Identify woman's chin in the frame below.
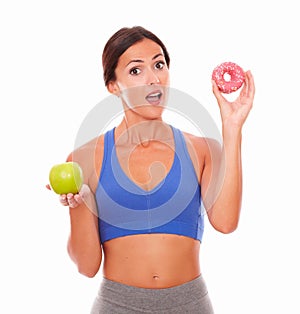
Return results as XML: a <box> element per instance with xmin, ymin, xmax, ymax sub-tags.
<box><xmin>129</xmin><ymin>105</ymin><xmax>165</xmax><ymax>120</ymax></box>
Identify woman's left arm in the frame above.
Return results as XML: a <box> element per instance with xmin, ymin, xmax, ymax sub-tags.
<box><xmin>202</xmin><ymin>71</ymin><xmax>255</xmax><ymax>233</ymax></box>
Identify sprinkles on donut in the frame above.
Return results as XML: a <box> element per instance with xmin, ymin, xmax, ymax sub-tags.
<box><xmin>212</xmin><ymin>62</ymin><xmax>245</xmax><ymax>94</ymax></box>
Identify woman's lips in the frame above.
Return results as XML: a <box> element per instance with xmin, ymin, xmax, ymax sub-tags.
<box><xmin>145</xmin><ymin>90</ymin><xmax>163</xmax><ymax>105</ymax></box>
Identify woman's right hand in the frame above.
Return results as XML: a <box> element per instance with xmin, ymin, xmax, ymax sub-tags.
<box><xmin>47</xmin><ymin>184</ymin><xmax>97</xmax><ymax>212</ymax></box>
<box><xmin>59</xmin><ymin>191</ymin><xmax>83</xmax><ymax>208</ymax></box>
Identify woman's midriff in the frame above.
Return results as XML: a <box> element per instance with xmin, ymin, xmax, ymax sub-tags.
<box><xmin>102</xmin><ymin>233</ymin><xmax>201</xmax><ymax>288</ymax></box>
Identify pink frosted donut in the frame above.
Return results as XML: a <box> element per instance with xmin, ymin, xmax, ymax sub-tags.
<box><xmin>212</xmin><ymin>62</ymin><xmax>245</xmax><ymax>94</ymax></box>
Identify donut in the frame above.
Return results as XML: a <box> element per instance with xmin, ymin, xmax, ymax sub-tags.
<box><xmin>212</xmin><ymin>62</ymin><xmax>245</xmax><ymax>94</ymax></box>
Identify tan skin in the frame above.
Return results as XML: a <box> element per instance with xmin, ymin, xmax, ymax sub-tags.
<box><xmin>49</xmin><ymin>38</ymin><xmax>255</xmax><ymax>288</ymax></box>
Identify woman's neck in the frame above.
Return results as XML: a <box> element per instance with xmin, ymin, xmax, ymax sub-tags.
<box><xmin>115</xmin><ymin>117</ymin><xmax>173</xmax><ymax>148</ymax></box>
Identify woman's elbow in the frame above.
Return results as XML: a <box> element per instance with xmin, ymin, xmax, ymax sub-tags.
<box><xmin>208</xmin><ymin>205</ymin><xmax>240</xmax><ymax>234</ymax></box>
<box><xmin>215</xmin><ymin>222</ymin><xmax>238</xmax><ymax>234</ymax></box>
<box><xmin>78</xmin><ymin>263</ymin><xmax>100</xmax><ymax>278</ymax></box>
<box><xmin>67</xmin><ymin>244</ymin><xmax>102</xmax><ymax>278</ymax></box>
<box><xmin>209</xmin><ymin>214</ymin><xmax>239</xmax><ymax>234</ymax></box>
<box><xmin>76</xmin><ymin>254</ymin><xmax>102</xmax><ymax>278</ymax></box>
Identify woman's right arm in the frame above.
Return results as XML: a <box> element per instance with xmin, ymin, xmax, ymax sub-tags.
<box><xmin>60</xmin><ymin>137</ymin><xmax>104</xmax><ymax>277</ymax></box>
<box><xmin>65</xmin><ymin>184</ymin><xmax>102</xmax><ymax>278</ymax></box>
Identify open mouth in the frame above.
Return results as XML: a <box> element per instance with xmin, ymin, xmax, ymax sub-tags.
<box><xmin>145</xmin><ymin>91</ymin><xmax>163</xmax><ymax>105</ymax></box>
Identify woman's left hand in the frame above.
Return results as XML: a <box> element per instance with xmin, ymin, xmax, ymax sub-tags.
<box><xmin>212</xmin><ymin>70</ymin><xmax>255</xmax><ymax>130</ymax></box>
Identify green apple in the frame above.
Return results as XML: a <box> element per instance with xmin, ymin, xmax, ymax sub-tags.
<box><xmin>49</xmin><ymin>162</ymin><xmax>83</xmax><ymax>194</ymax></box>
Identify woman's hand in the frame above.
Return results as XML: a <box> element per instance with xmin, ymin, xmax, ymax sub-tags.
<box><xmin>58</xmin><ymin>191</ymin><xmax>84</xmax><ymax>208</ymax></box>
<box><xmin>46</xmin><ymin>184</ymin><xmax>97</xmax><ymax>212</ymax></box>
<box><xmin>212</xmin><ymin>70</ymin><xmax>255</xmax><ymax>130</ymax></box>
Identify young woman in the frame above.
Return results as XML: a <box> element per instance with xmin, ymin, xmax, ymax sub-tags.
<box><xmin>52</xmin><ymin>26</ymin><xmax>255</xmax><ymax>313</ymax></box>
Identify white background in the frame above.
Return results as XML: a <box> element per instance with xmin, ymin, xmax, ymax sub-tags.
<box><xmin>1</xmin><ymin>0</ymin><xmax>299</xmax><ymax>313</ymax></box>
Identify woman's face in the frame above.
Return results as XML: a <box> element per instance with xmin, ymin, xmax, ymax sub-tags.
<box><xmin>109</xmin><ymin>38</ymin><xmax>170</xmax><ymax>118</ymax></box>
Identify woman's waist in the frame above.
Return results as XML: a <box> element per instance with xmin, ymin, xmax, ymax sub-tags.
<box><xmin>103</xmin><ymin>268</ymin><xmax>201</xmax><ymax>289</ymax></box>
<box><xmin>102</xmin><ymin>233</ymin><xmax>201</xmax><ymax>288</ymax></box>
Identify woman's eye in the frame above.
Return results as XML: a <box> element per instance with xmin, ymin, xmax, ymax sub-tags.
<box><xmin>130</xmin><ymin>68</ymin><xmax>141</xmax><ymax>75</ymax></box>
<box><xmin>155</xmin><ymin>61</ymin><xmax>165</xmax><ymax>69</ymax></box>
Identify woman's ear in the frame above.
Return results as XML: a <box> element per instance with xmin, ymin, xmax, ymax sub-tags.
<box><xmin>107</xmin><ymin>81</ymin><xmax>120</xmax><ymax>97</ymax></box>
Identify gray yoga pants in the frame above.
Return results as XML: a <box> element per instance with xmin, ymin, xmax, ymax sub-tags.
<box><xmin>91</xmin><ymin>275</ymin><xmax>214</xmax><ymax>313</ymax></box>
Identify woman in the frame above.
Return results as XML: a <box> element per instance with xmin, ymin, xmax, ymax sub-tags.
<box><xmin>53</xmin><ymin>26</ymin><xmax>255</xmax><ymax>313</ymax></box>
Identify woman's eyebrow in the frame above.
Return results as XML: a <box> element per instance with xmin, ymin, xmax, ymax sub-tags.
<box><xmin>126</xmin><ymin>59</ymin><xmax>143</xmax><ymax>67</ymax></box>
<box><xmin>126</xmin><ymin>53</ymin><xmax>164</xmax><ymax>67</ymax></box>
<box><xmin>152</xmin><ymin>53</ymin><xmax>163</xmax><ymax>60</ymax></box>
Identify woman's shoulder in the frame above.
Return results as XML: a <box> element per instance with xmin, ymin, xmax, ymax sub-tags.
<box><xmin>179</xmin><ymin>129</ymin><xmax>221</xmax><ymax>161</ymax></box>
<box><xmin>67</xmin><ymin>134</ymin><xmax>105</xmax><ymax>163</ymax></box>
<box><xmin>179</xmin><ymin>128</ymin><xmax>219</xmax><ymax>148</ymax></box>
<box><xmin>66</xmin><ymin>134</ymin><xmax>105</xmax><ymax>191</ymax></box>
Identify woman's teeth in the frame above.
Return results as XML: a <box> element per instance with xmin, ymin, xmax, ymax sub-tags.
<box><xmin>146</xmin><ymin>92</ymin><xmax>162</xmax><ymax>103</ymax></box>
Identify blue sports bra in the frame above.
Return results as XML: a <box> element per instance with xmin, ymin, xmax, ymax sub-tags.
<box><xmin>95</xmin><ymin>126</ymin><xmax>204</xmax><ymax>244</ymax></box>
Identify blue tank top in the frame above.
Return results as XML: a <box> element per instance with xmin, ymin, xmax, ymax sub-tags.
<box><xmin>95</xmin><ymin>126</ymin><xmax>204</xmax><ymax>244</ymax></box>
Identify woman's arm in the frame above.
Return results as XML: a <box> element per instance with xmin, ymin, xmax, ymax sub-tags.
<box><xmin>66</xmin><ymin>183</ymin><xmax>102</xmax><ymax>278</ymax></box>
<box><xmin>201</xmin><ymin>71</ymin><xmax>255</xmax><ymax>233</ymax></box>
<box><xmin>59</xmin><ymin>137</ymin><xmax>104</xmax><ymax>277</ymax></box>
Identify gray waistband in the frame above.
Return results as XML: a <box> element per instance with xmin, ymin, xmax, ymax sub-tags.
<box><xmin>100</xmin><ymin>275</ymin><xmax>207</xmax><ymax>298</ymax></box>
<box><xmin>92</xmin><ymin>275</ymin><xmax>214</xmax><ymax>313</ymax></box>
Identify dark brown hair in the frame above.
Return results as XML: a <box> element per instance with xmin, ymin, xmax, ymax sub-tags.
<box><xmin>102</xmin><ymin>26</ymin><xmax>170</xmax><ymax>86</ymax></box>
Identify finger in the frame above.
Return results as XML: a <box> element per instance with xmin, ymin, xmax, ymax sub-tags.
<box><xmin>245</xmin><ymin>70</ymin><xmax>255</xmax><ymax>99</ymax></box>
<box><xmin>67</xmin><ymin>198</ymin><xmax>78</xmax><ymax>208</ymax></box>
<box><xmin>59</xmin><ymin>194</ymin><xmax>69</xmax><ymax>206</ymax></box>
<box><xmin>211</xmin><ymin>80</ymin><xmax>226</xmax><ymax>106</ymax></box>
<box><xmin>238</xmin><ymin>70</ymin><xmax>250</xmax><ymax>98</ymax></box>
<box><xmin>74</xmin><ymin>194</ymin><xmax>83</xmax><ymax>204</ymax></box>
<box><xmin>67</xmin><ymin>193</ymin><xmax>79</xmax><ymax>208</ymax></box>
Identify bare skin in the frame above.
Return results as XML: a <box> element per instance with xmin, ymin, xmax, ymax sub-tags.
<box><xmin>102</xmin><ymin>234</ymin><xmax>200</xmax><ymax>288</ymax></box>
<box><xmin>49</xmin><ymin>38</ymin><xmax>255</xmax><ymax>288</ymax></box>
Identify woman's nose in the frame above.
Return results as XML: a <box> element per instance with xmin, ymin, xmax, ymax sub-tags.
<box><xmin>147</xmin><ymin>70</ymin><xmax>160</xmax><ymax>85</ymax></box>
